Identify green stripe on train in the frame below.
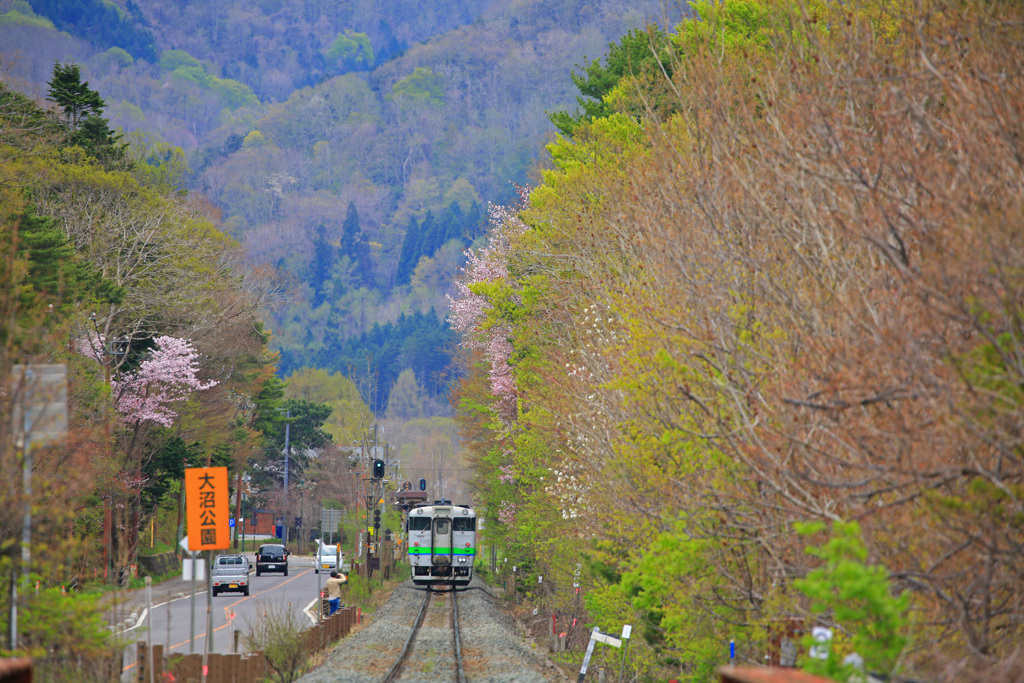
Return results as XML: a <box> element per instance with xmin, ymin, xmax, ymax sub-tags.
<box><xmin>407</xmin><ymin>548</ymin><xmax>477</xmax><ymax>556</ymax></box>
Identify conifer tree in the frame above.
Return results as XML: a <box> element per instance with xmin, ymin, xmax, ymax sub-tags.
<box><xmin>340</xmin><ymin>201</ymin><xmax>372</xmax><ymax>287</ymax></box>
<box><xmin>395</xmin><ymin>215</ymin><xmax>421</xmax><ymax>286</ymax></box>
<box><xmin>47</xmin><ymin>62</ymin><xmax>105</xmax><ymax>129</ymax></box>
<box><xmin>441</xmin><ymin>201</ymin><xmax>464</xmax><ymax>244</ymax></box>
<box><xmin>309</xmin><ymin>224</ymin><xmax>334</xmax><ymax>306</ymax></box>
<box><xmin>16</xmin><ymin>206</ymin><xmax>124</xmax><ymax>310</ymax></box>
<box><xmin>46</xmin><ymin>62</ymin><xmax>124</xmax><ymax>164</ymax></box>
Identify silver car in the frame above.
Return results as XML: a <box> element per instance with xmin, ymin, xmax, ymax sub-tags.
<box><xmin>211</xmin><ymin>554</ymin><xmax>250</xmax><ymax>596</ymax></box>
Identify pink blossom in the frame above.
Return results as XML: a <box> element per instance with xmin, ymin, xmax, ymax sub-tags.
<box><xmin>74</xmin><ymin>331</ymin><xmax>106</xmax><ymax>363</ymax></box>
<box><xmin>498</xmin><ymin>465</ymin><xmax>515</xmax><ymax>484</ymax></box>
<box><xmin>497</xmin><ymin>500</ymin><xmax>518</xmax><ymax>526</ymax></box>
<box><xmin>447</xmin><ymin>187</ymin><xmax>531</xmax><ymax>418</ymax></box>
<box><xmin>111</xmin><ymin>336</ymin><xmax>218</xmax><ymax>428</ymax></box>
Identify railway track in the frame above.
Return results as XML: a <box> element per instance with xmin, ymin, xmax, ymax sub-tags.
<box><xmin>381</xmin><ymin>586</ymin><xmax>466</xmax><ymax>683</ymax></box>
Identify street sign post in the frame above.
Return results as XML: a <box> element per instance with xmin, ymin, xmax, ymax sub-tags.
<box><xmin>321</xmin><ymin>508</ymin><xmax>344</xmax><ymax>544</ymax></box>
<box><xmin>185</xmin><ymin>466</ymin><xmax>228</xmax><ymax>678</ymax></box>
<box><xmin>179</xmin><ymin>536</ymin><xmax>201</xmax><ymax>653</ymax></box>
<box><xmin>9</xmin><ymin>364</ymin><xmax>67</xmax><ymax>651</ymax></box>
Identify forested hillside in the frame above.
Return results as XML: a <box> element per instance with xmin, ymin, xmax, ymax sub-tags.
<box><xmin>451</xmin><ymin>0</ymin><xmax>1024</xmax><ymax>681</ymax></box>
<box><xmin>0</xmin><ymin>0</ymin><xmax>670</xmax><ymax>411</ymax></box>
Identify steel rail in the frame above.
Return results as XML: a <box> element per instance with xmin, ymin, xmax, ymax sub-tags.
<box><xmin>452</xmin><ymin>587</ymin><xmax>466</xmax><ymax>683</ymax></box>
<box><xmin>381</xmin><ymin>587</ymin><xmax>433</xmax><ymax>683</ymax></box>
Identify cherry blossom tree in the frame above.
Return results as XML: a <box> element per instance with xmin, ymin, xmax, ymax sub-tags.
<box><xmin>75</xmin><ymin>333</ymin><xmax>218</xmax><ymax>573</ymax></box>
<box><xmin>111</xmin><ymin>335</ymin><xmax>218</xmax><ymax>428</ymax></box>
<box><xmin>448</xmin><ymin>189</ymin><xmax>531</xmax><ymax>533</ymax></box>
<box><xmin>447</xmin><ymin>192</ymin><xmax>530</xmax><ymax>423</ymax></box>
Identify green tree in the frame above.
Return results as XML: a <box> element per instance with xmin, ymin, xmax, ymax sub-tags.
<box><xmin>309</xmin><ymin>224</ymin><xmax>335</xmax><ymax>306</ymax></box>
<box><xmin>390</xmin><ymin>67</ymin><xmax>444</xmax><ymax>104</ymax></box>
<box><xmin>14</xmin><ymin>206</ymin><xmax>124</xmax><ymax>315</ymax></box>
<box><xmin>252</xmin><ymin>375</ymin><xmax>289</xmax><ymax>441</ymax></box>
<box><xmin>283</xmin><ymin>367</ymin><xmax>374</xmax><ymax>444</ymax></box>
<box><xmin>325</xmin><ymin>31</ymin><xmax>375</xmax><ymax>71</ymax></box>
<box><xmin>47</xmin><ymin>62</ymin><xmax>105</xmax><ymax>129</ymax></box>
<box><xmin>386</xmin><ymin>368</ymin><xmax>424</xmax><ymax>421</ymax></box>
<box><xmin>141</xmin><ymin>437</ymin><xmax>203</xmax><ymax>514</ymax></box>
<box><xmin>794</xmin><ymin>521</ymin><xmax>909</xmax><ymax>681</ymax></box>
<box><xmin>275</xmin><ymin>398</ymin><xmax>334</xmax><ymax>453</ymax></box>
<box><xmin>340</xmin><ymin>201</ymin><xmax>372</xmax><ymax>288</ymax></box>
<box><xmin>46</xmin><ymin>62</ymin><xmax>123</xmax><ymax>163</ymax></box>
<box><xmin>548</xmin><ymin>26</ymin><xmax>672</xmax><ymax>136</ymax></box>
<box><xmin>395</xmin><ymin>215</ymin><xmax>421</xmax><ymax>286</ymax></box>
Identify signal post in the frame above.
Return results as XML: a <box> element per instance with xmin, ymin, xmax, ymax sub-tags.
<box><xmin>363</xmin><ymin>458</ymin><xmax>386</xmax><ymax>578</ymax></box>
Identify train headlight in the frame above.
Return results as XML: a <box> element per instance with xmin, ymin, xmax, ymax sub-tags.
<box><xmin>458</xmin><ymin>557</ymin><xmax>467</xmax><ymax>564</ymax></box>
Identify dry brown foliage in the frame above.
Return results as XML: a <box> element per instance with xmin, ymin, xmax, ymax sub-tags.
<box><xmin>510</xmin><ymin>0</ymin><xmax>1024</xmax><ymax>678</ymax></box>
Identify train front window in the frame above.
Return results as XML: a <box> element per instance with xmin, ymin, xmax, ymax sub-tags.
<box><xmin>453</xmin><ymin>518</ymin><xmax>476</xmax><ymax>532</ymax></box>
<box><xmin>434</xmin><ymin>519</ymin><xmax>450</xmax><ymax>535</ymax></box>
<box><xmin>409</xmin><ymin>517</ymin><xmax>430</xmax><ymax>531</ymax></box>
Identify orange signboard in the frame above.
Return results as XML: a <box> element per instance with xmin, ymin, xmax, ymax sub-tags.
<box><xmin>185</xmin><ymin>467</ymin><xmax>230</xmax><ymax>551</ymax></box>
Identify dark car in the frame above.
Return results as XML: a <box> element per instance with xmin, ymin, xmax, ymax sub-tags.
<box><xmin>255</xmin><ymin>544</ymin><xmax>289</xmax><ymax>576</ymax></box>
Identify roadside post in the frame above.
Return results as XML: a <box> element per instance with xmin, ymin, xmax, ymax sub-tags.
<box><xmin>9</xmin><ymin>364</ymin><xmax>67</xmax><ymax>651</ymax></box>
<box><xmin>578</xmin><ymin>626</ymin><xmax>624</xmax><ymax>683</ymax></box>
<box><xmin>617</xmin><ymin>624</ymin><xmax>632</xmax><ymax>683</ymax></box>
<box><xmin>145</xmin><ymin>576</ymin><xmax>154</xmax><ymax>683</ymax></box>
<box><xmin>178</xmin><ymin>536</ymin><xmax>199</xmax><ymax>653</ymax></box>
<box><xmin>317</xmin><ymin>540</ymin><xmax>323</xmax><ymax>621</ymax></box>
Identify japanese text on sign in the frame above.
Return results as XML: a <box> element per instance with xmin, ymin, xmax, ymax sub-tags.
<box><xmin>185</xmin><ymin>467</ymin><xmax>230</xmax><ymax>550</ymax></box>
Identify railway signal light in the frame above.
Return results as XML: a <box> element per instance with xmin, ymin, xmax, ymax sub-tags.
<box><xmin>373</xmin><ymin>510</ymin><xmax>381</xmax><ymax>528</ymax></box>
<box><xmin>372</xmin><ymin>459</ymin><xmax>385</xmax><ymax>479</ymax></box>
<box><xmin>419</xmin><ymin>478</ymin><xmax>426</xmax><ymax>491</ymax></box>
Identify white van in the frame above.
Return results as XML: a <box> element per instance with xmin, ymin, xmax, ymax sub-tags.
<box><xmin>315</xmin><ymin>541</ymin><xmax>344</xmax><ymax>574</ymax></box>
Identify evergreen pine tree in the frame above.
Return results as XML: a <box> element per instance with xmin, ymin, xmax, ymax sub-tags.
<box><xmin>309</xmin><ymin>224</ymin><xmax>335</xmax><ymax>306</ymax></box>
<box><xmin>46</xmin><ymin>62</ymin><xmax>125</xmax><ymax>164</ymax></box>
<box><xmin>47</xmin><ymin>62</ymin><xmax>105</xmax><ymax>129</ymax></box>
<box><xmin>252</xmin><ymin>375</ymin><xmax>289</xmax><ymax>440</ymax></box>
<box><xmin>422</xmin><ymin>210</ymin><xmax>444</xmax><ymax>258</ymax></box>
<box><xmin>340</xmin><ymin>201</ymin><xmax>373</xmax><ymax>287</ymax></box>
<box><xmin>395</xmin><ymin>215</ymin><xmax>420</xmax><ymax>286</ymax></box>
<box><xmin>440</xmin><ymin>201</ymin><xmax>464</xmax><ymax>244</ymax></box>
<box><xmin>465</xmin><ymin>200</ymin><xmax>485</xmax><ymax>242</ymax></box>
<box><xmin>17</xmin><ymin>209</ymin><xmax>74</xmax><ymax>300</ymax></box>
<box><xmin>16</xmin><ymin>206</ymin><xmax>124</xmax><ymax>309</ymax></box>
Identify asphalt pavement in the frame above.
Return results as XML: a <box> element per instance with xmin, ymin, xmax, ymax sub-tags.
<box><xmin>102</xmin><ymin>553</ymin><xmax>317</xmax><ymax>633</ymax></box>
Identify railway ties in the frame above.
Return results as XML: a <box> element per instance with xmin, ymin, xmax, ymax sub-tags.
<box><xmin>382</xmin><ymin>586</ymin><xmax>466</xmax><ymax>683</ymax></box>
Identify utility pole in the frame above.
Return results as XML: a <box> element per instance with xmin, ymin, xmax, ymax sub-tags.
<box><xmin>283</xmin><ymin>410</ymin><xmax>291</xmax><ymax>494</ymax></box>
<box><xmin>283</xmin><ymin>410</ymin><xmax>290</xmax><ymax>545</ymax></box>
<box><xmin>10</xmin><ymin>368</ymin><xmax>33</xmax><ymax>651</ymax></box>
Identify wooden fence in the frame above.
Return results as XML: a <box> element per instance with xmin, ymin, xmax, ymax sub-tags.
<box><xmin>135</xmin><ymin>606</ymin><xmax>357</xmax><ymax>682</ymax></box>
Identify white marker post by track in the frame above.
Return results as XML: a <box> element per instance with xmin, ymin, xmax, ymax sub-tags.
<box><xmin>578</xmin><ymin>627</ymin><xmax>623</xmax><ymax>682</ymax></box>
<box><xmin>617</xmin><ymin>624</ymin><xmax>632</xmax><ymax>683</ymax></box>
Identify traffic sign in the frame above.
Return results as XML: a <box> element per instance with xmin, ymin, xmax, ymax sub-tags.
<box><xmin>185</xmin><ymin>467</ymin><xmax>230</xmax><ymax>550</ymax></box>
<box><xmin>11</xmin><ymin>364</ymin><xmax>68</xmax><ymax>448</ymax></box>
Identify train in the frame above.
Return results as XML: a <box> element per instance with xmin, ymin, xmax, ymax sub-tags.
<box><xmin>406</xmin><ymin>501</ymin><xmax>476</xmax><ymax>587</ymax></box>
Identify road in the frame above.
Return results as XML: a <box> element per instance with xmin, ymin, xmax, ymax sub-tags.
<box><xmin>120</xmin><ymin>554</ymin><xmax>335</xmax><ymax>679</ymax></box>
